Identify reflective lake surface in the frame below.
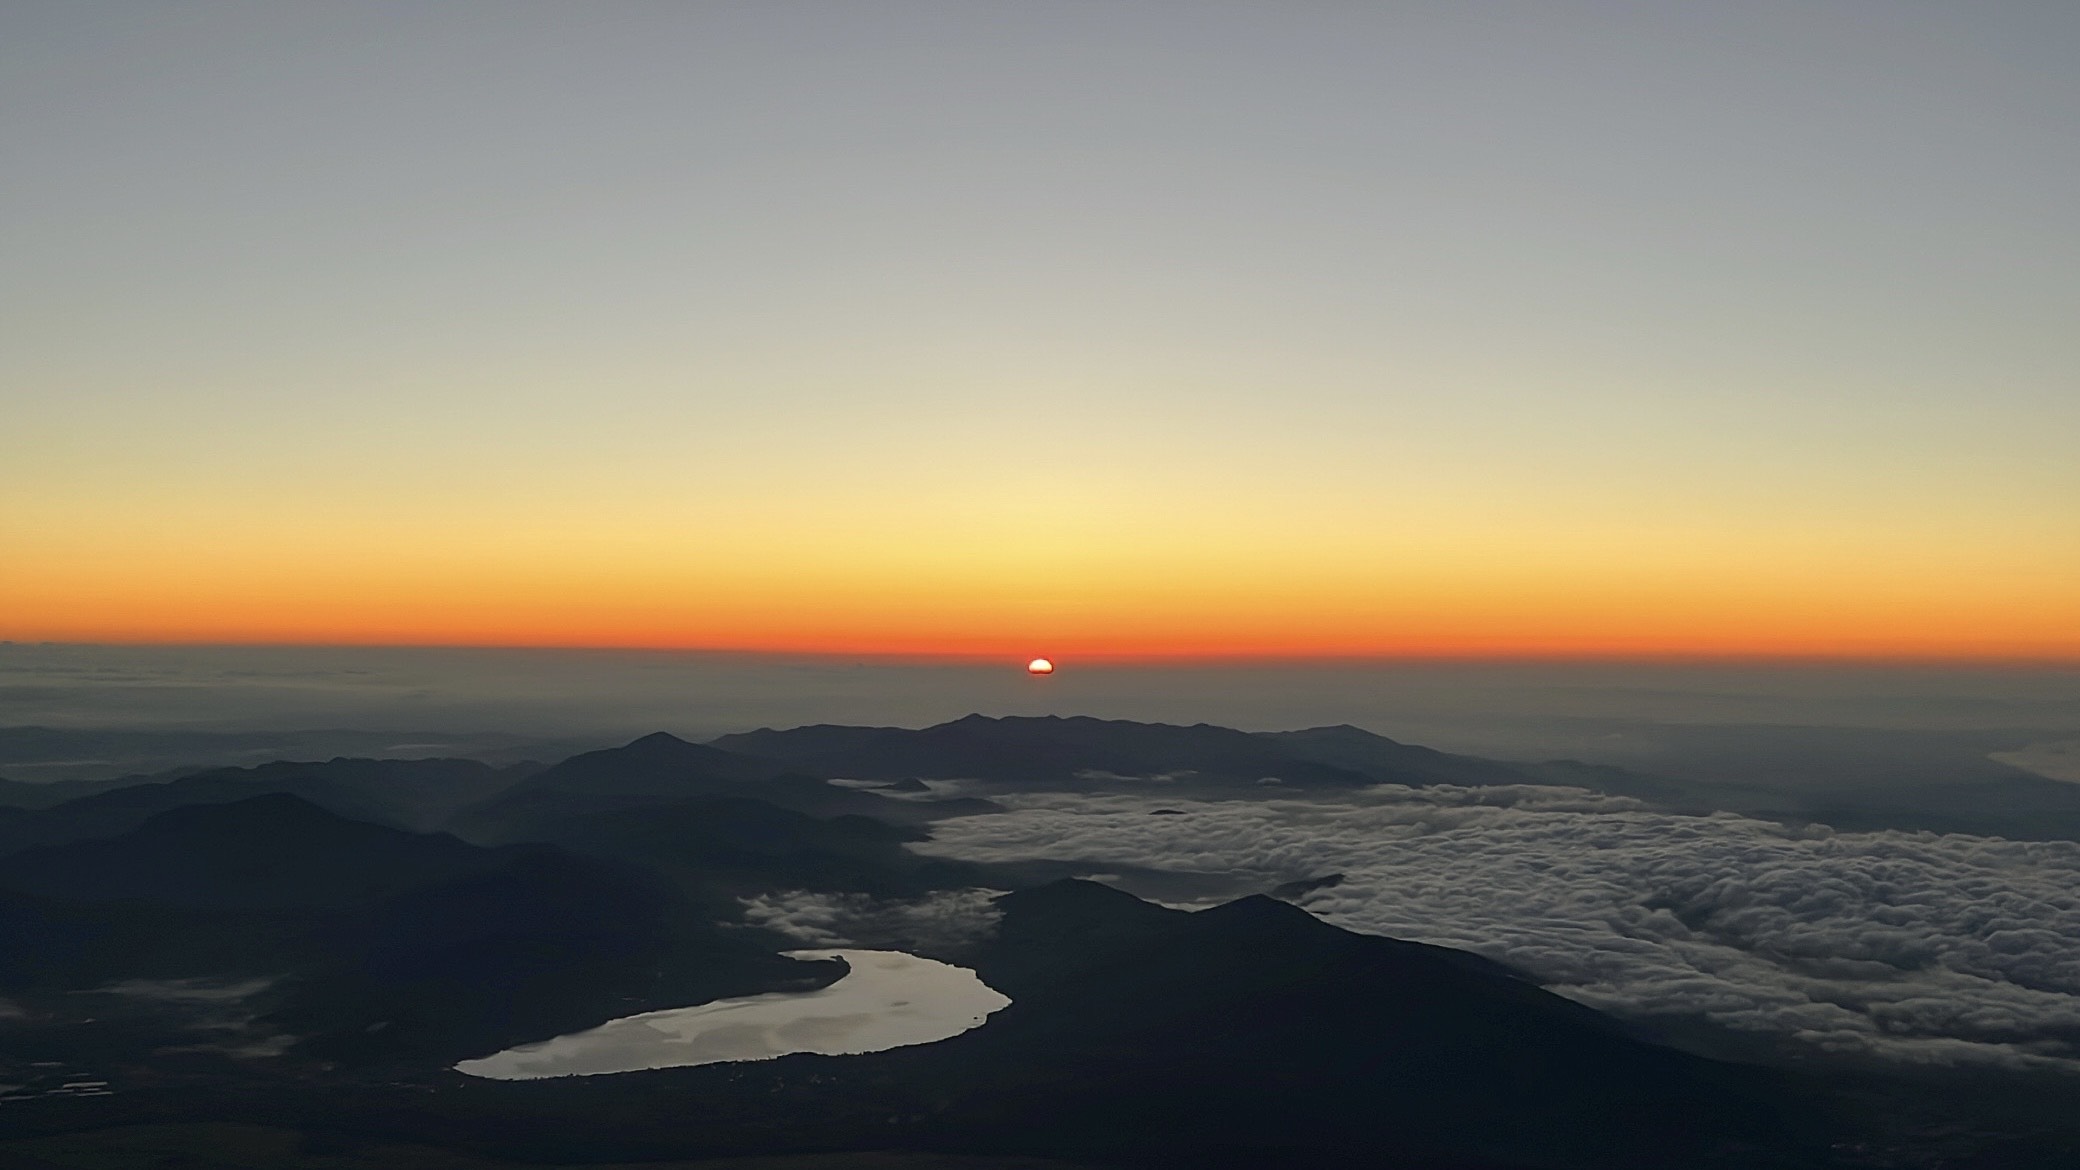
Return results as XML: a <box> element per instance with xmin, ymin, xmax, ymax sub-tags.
<box><xmin>455</xmin><ymin>949</ymin><xmax>1010</xmax><ymax>1080</ymax></box>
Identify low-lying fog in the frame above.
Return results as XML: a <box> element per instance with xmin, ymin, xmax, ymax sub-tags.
<box><xmin>455</xmin><ymin>950</ymin><xmax>1009</xmax><ymax>1081</ymax></box>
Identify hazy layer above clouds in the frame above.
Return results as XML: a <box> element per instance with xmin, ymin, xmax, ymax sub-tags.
<box><xmin>3</xmin><ymin>643</ymin><xmax>2075</xmax><ymax>785</ymax></box>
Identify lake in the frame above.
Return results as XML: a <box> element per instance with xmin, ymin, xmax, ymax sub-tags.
<box><xmin>454</xmin><ymin>949</ymin><xmax>1010</xmax><ymax>1080</ymax></box>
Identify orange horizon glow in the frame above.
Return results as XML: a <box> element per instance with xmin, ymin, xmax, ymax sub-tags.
<box><xmin>4</xmin><ymin>635</ymin><xmax>2079</xmax><ymax>669</ymax></box>
<box><xmin>10</xmin><ymin>491</ymin><xmax>2076</xmax><ymax>667</ymax></box>
<box><xmin>7</xmin><ymin>618</ymin><xmax>2077</xmax><ymax>667</ymax></box>
<box><xmin>9</xmin><ymin>539</ymin><xmax>2076</xmax><ymax>664</ymax></box>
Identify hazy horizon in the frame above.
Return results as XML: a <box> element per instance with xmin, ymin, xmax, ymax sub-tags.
<box><xmin>5</xmin><ymin>642</ymin><xmax>2076</xmax><ymax>791</ymax></box>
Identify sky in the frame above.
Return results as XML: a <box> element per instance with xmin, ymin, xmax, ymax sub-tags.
<box><xmin>4</xmin><ymin>2</ymin><xmax>2077</xmax><ymax>660</ymax></box>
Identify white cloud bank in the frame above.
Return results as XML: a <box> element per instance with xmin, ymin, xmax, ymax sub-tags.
<box><xmin>911</xmin><ymin>785</ymin><xmax>2080</xmax><ymax>1070</ymax></box>
<box><xmin>743</xmin><ymin>889</ymin><xmax>1004</xmax><ymax>958</ymax></box>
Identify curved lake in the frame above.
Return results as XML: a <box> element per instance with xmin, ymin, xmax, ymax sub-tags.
<box><xmin>455</xmin><ymin>949</ymin><xmax>1010</xmax><ymax>1080</ymax></box>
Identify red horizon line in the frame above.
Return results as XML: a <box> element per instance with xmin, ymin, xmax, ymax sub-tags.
<box><xmin>8</xmin><ymin>637</ymin><xmax>2080</xmax><ymax>670</ymax></box>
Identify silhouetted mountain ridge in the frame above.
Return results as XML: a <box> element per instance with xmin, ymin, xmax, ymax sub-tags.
<box><xmin>714</xmin><ymin>714</ymin><xmax>1377</xmax><ymax>788</ymax></box>
<box><xmin>0</xmin><ymin>794</ymin><xmax>842</xmax><ymax>1066</ymax></box>
<box><xmin>537</xmin><ymin>794</ymin><xmax>990</xmax><ymax>900</ymax></box>
<box><xmin>903</xmin><ymin>879</ymin><xmax>1818</xmax><ymax>1168</ymax></box>
<box><xmin>448</xmin><ymin>732</ymin><xmax>994</xmax><ymax>844</ymax></box>
<box><xmin>712</xmin><ymin>714</ymin><xmax>1682</xmax><ymax>801</ymax></box>
<box><xmin>0</xmin><ymin>793</ymin><xmax>503</xmax><ymax>909</ymax></box>
<box><xmin>0</xmin><ymin>757</ymin><xmax>525</xmax><ymax>857</ymax></box>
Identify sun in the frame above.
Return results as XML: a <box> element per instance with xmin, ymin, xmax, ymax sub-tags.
<box><xmin>1026</xmin><ymin>657</ymin><xmax>1055</xmax><ymax>675</ymax></box>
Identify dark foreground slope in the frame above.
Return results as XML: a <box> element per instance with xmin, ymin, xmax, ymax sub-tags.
<box><xmin>840</xmin><ymin>881</ymin><xmax>1825</xmax><ymax>1169</ymax></box>
<box><xmin>0</xmin><ymin>795</ymin><xmax>839</xmax><ymax>1068</ymax></box>
<box><xmin>0</xmin><ymin>881</ymin><xmax>1828</xmax><ymax>1170</ymax></box>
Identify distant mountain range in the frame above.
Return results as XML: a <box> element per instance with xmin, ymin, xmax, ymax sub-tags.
<box><xmin>0</xmin><ymin>715</ymin><xmax>1671</xmax><ymax>863</ymax></box>
<box><xmin>713</xmin><ymin>713</ymin><xmax>1690</xmax><ymax>801</ymax></box>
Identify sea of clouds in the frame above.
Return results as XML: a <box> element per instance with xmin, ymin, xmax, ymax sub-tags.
<box><xmin>903</xmin><ymin>784</ymin><xmax>2080</xmax><ymax>1070</ymax></box>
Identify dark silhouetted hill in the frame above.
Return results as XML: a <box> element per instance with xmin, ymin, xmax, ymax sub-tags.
<box><xmin>0</xmin><ymin>725</ymin><xmax>584</xmax><ymax>789</ymax></box>
<box><xmin>0</xmin><ymin>795</ymin><xmax>840</xmax><ymax>1067</ymax></box>
<box><xmin>1263</xmin><ymin>723</ymin><xmax>1696</xmax><ymax>801</ymax></box>
<box><xmin>524</xmin><ymin>731</ymin><xmax>793</xmax><ymax>791</ymax></box>
<box><xmin>448</xmin><ymin>732</ymin><xmax>992</xmax><ymax>844</ymax></box>
<box><xmin>0</xmin><ymin>757</ymin><xmax>525</xmax><ymax>857</ymax></box>
<box><xmin>540</xmin><ymin>794</ymin><xmax>989</xmax><ymax>900</ymax></box>
<box><xmin>1256</xmin><ymin>723</ymin><xmax>1531</xmax><ymax>785</ymax></box>
<box><xmin>713</xmin><ymin>714</ymin><xmax>1378</xmax><ymax>789</ymax></box>
<box><xmin>0</xmin><ymin>772</ymin><xmax>154</xmax><ymax>810</ymax></box>
<box><xmin>0</xmin><ymin>793</ymin><xmax>502</xmax><ymax>909</ymax></box>
<box><xmin>275</xmin><ymin>846</ymin><xmax>840</xmax><ymax>1066</ymax></box>
<box><xmin>856</xmin><ymin>880</ymin><xmax>1821</xmax><ymax>1168</ymax></box>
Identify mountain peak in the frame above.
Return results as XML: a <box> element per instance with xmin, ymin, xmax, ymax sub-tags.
<box><xmin>1199</xmin><ymin>891</ymin><xmax>1323</xmax><ymax>924</ymax></box>
<box><xmin>137</xmin><ymin>790</ymin><xmax>342</xmax><ymax>834</ymax></box>
<box><xmin>995</xmin><ymin>878</ymin><xmax>1181</xmax><ymax>928</ymax></box>
<box><xmin>626</xmin><ymin>731</ymin><xmax>695</xmax><ymax>750</ymax></box>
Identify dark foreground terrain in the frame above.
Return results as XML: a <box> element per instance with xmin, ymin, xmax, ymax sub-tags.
<box><xmin>3</xmin><ymin>718</ymin><xmax>2078</xmax><ymax>1168</ymax></box>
